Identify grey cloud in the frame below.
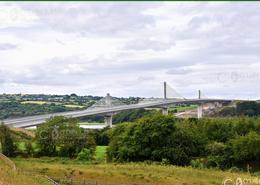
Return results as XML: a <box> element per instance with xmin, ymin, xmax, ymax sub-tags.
<box><xmin>0</xmin><ymin>70</ymin><xmax>7</xmax><ymax>84</ymax></box>
<box><xmin>167</xmin><ymin>68</ymin><xmax>193</xmax><ymax>75</ymax></box>
<box><xmin>124</xmin><ymin>39</ymin><xmax>175</xmax><ymax>51</ymax></box>
<box><xmin>111</xmin><ymin>58</ymin><xmax>193</xmax><ymax>72</ymax></box>
<box><xmin>137</xmin><ymin>76</ymin><xmax>156</xmax><ymax>81</ymax></box>
<box><xmin>188</xmin><ymin>16</ymin><xmax>211</xmax><ymax>30</ymax></box>
<box><xmin>171</xmin><ymin>3</ymin><xmax>260</xmax><ymax>41</ymax></box>
<box><xmin>0</xmin><ymin>43</ymin><xmax>17</xmax><ymax>50</ymax></box>
<box><xmin>207</xmin><ymin>38</ymin><xmax>260</xmax><ymax>57</ymax></box>
<box><xmin>19</xmin><ymin>3</ymin><xmax>156</xmax><ymax>36</ymax></box>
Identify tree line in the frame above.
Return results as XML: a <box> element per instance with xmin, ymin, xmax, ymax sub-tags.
<box><xmin>107</xmin><ymin>115</ymin><xmax>260</xmax><ymax>171</ymax></box>
<box><xmin>0</xmin><ymin>117</ymin><xmax>97</xmax><ymax>161</ymax></box>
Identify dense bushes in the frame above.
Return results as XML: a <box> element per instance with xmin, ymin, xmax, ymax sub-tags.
<box><xmin>237</xmin><ymin>102</ymin><xmax>260</xmax><ymax>116</ymax></box>
<box><xmin>219</xmin><ymin>101</ymin><xmax>260</xmax><ymax>117</ymax></box>
<box><xmin>107</xmin><ymin>115</ymin><xmax>260</xmax><ymax>170</ymax></box>
<box><xmin>230</xmin><ymin>132</ymin><xmax>260</xmax><ymax>162</ymax></box>
<box><xmin>107</xmin><ymin>115</ymin><xmax>207</xmax><ymax>165</ymax></box>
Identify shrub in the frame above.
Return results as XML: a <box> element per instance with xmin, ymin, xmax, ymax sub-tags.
<box><xmin>206</xmin><ymin>142</ymin><xmax>226</xmax><ymax>156</ymax></box>
<box><xmin>161</xmin><ymin>158</ymin><xmax>170</xmax><ymax>166</ymax></box>
<box><xmin>190</xmin><ymin>159</ymin><xmax>204</xmax><ymax>169</ymax></box>
<box><xmin>77</xmin><ymin>148</ymin><xmax>92</xmax><ymax>161</ymax></box>
<box><xmin>25</xmin><ymin>141</ymin><xmax>33</xmax><ymax>156</ymax></box>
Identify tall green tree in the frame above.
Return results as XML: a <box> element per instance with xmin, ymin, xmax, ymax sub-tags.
<box><xmin>35</xmin><ymin>116</ymin><xmax>96</xmax><ymax>157</ymax></box>
<box><xmin>230</xmin><ymin>131</ymin><xmax>260</xmax><ymax>162</ymax></box>
<box><xmin>0</xmin><ymin>123</ymin><xmax>16</xmax><ymax>157</ymax></box>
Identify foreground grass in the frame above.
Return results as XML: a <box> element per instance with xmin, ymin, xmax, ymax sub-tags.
<box><xmin>13</xmin><ymin>157</ymin><xmax>257</xmax><ymax>185</ymax></box>
<box><xmin>0</xmin><ymin>159</ymin><xmax>51</xmax><ymax>185</ymax></box>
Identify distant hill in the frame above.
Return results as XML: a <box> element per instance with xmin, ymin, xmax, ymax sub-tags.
<box><xmin>0</xmin><ymin>94</ymin><xmax>140</xmax><ymax>120</ymax></box>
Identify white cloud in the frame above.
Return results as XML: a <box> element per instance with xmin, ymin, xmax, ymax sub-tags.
<box><xmin>0</xmin><ymin>2</ymin><xmax>260</xmax><ymax>99</ymax></box>
<box><xmin>0</xmin><ymin>5</ymin><xmax>38</xmax><ymax>28</ymax></box>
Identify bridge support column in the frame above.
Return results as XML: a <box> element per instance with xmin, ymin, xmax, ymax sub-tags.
<box><xmin>162</xmin><ymin>107</ymin><xmax>169</xmax><ymax>115</ymax></box>
<box><xmin>197</xmin><ymin>104</ymin><xmax>203</xmax><ymax>118</ymax></box>
<box><xmin>104</xmin><ymin>114</ymin><xmax>113</xmax><ymax>128</ymax></box>
<box><xmin>197</xmin><ymin>90</ymin><xmax>203</xmax><ymax>118</ymax></box>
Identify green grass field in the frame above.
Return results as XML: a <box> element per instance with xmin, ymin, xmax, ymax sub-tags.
<box><xmin>12</xmin><ymin>157</ymin><xmax>258</xmax><ymax>185</ymax></box>
<box><xmin>21</xmin><ymin>101</ymin><xmax>85</xmax><ymax>108</ymax></box>
<box><xmin>170</xmin><ymin>104</ymin><xmax>198</xmax><ymax>112</ymax></box>
<box><xmin>95</xmin><ymin>146</ymin><xmax>107</xmax><ymax>162</ymax></box>
<box><xmin>21</xmin><ymin>101</ymin><xmax>50</xmax><ymax>105</ymax></box>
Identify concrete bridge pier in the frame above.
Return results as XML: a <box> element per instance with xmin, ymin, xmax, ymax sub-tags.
<box><xmin>162</xmin><ymin>107</ymin><xmax>169</xmax><ymax>115</ymax></box>
<box><xmin>104</xmin><ymin>114</ymin><xmax>113</xmax><ymax>128</ymax></box>
<box><xmin>197</xmin><ymin>105</ymin><xmax>203</xmax><ymax>118</ymax></box>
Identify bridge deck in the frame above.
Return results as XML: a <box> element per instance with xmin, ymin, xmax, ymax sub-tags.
<box><xmin>3</xmin><ymin>99</ymin><xmax>231</xmax><ymax>128</ymax></box>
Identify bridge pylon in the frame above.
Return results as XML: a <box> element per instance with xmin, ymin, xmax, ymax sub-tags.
<box><xmin>162</xmin><ymin>82</ymin><xmax>169</xmax><ymax>115</ymax></box>
<box><xmin>164</xmin><ymin>81</ymin><xmax>167</xmax><ymax>100</ymax></box>
<box><xmin>104</xmin><ymin>93</ymin><xmax>113</xmax><ymax>128</ymax></box>
<box><xmin>105</xmin><ymin>93</ymin><xmax>112</xmax><ymax>106</ymax></box>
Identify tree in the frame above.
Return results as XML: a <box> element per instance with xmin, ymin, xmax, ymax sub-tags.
<box><xmin>236</xmin><ymin>102</ymin><xmax>260</xmax><ymax>116</ymax></box>
<box><xmin>35</xmin><ymin>116</ymin><xmax>96</xmax><ymax>158</ymax></box>
<box><xmin>0</xmin><ymin>123</ymin><xmax>16</xmax><ymax>157</ymax></box>
<box><xmin>58</xmin><ymin>123</ymin><xmax>96</xmax><ymax>158</ymax></box>
<box><xmin>35</xmin><ymin>117</ymin><xmax>64</xmax><ymax>156</ymax></box>
<box><xmin>230</xmin><ymin>131</ymin><xmax>260</xmax><ymax>162</ymax></box>
<box><xmin>77</xmin><ymin>148</ymin><xmax>92</xmax><ymax>161</ymax></box>
<box><xmin>25</xmin><ymin>141</ymin><xmax>33</xmax><ymax>157</ymax></box>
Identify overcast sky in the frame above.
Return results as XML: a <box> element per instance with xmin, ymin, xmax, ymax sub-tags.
<box><xmin>0</xmin><ymin>2</ymin><xmax>260</xmax><ymax>99</ymax></box>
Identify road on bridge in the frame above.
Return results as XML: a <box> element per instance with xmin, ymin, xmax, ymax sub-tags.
<box><xmin>2</xmin><ymin>98</ymin><xmax>231</xmax><ymax>128</ymax></box>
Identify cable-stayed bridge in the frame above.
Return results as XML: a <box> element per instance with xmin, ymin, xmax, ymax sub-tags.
<box><xmin>2</xmin><ymin>82</ymin><xmax>234</xmax><ymax>128</ymax></box>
